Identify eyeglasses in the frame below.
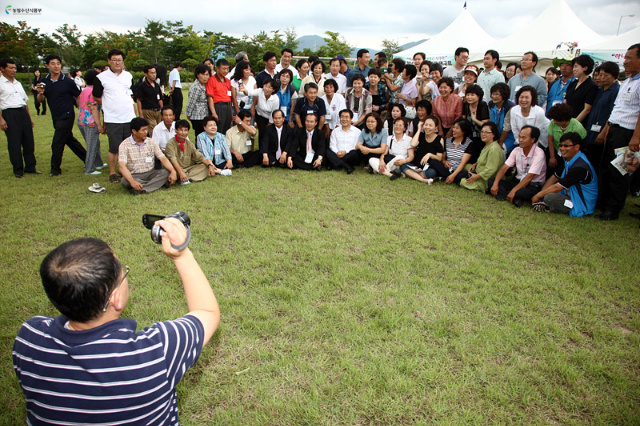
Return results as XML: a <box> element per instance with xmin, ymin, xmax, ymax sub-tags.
<box><xmin>109</xmin><ymin>59</ymin><xmax>124</xmax><ymax>63</ymax></box>
<box><xmin>103</xmin><ymin>265</ymin><xmax>129</xmax><ymax>312</ymax></box>
<box><xmin>480</xmin><ymin>130</ymin><xmax>493</xmax><ymax>134</ymax></box>
<box><xmin>558</xmin><ymin>143</ymin><xmax>576</xmax><ymax>148</ymax></box>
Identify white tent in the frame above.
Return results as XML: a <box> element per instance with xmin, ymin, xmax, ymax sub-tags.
<box><xmin>581</xmin><ymin>26</ymin><xmax>640</xmax><ymax>67</ymax></box>
<box><xmin>395</xmin><ymin>7</ymin><xmax>495</xmax><ymax>64</ymax></box>
<box><xmin>481</xmin><ymin>0</ymin><xmax>604</xmax><ymax>62</ymax></box>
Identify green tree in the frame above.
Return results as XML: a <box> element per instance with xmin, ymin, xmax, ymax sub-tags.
<box><xmin>142</xmin><ymin>20</ymin><xmax>169</xmax><ymax>64</ymax></box>
<box><xmin>381</xmin><ymin>39</ymin><xmax>402</xmax><ymax>58</ymax></box>
<box><xmin>316</xmin><ymin>31</ymin><xmax>351</xmax><ymax>58</ymax></box>
<box><xmin>0</xmin><ymin>21</ymin><xmax>49</xmax><ymax>69</ymax></box>
<box><xmin>52</xmin><ymin>24</ymin><xmax>85</xmax><ymax>68</ymax></box>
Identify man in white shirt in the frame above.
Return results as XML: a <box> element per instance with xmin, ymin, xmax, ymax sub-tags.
<box><xmin>275</xmin><ymin>48</ymin><xmax>299</xmax><ymax>78</ymax></box>
<box><xmin>93</xmin><ymin>49</ymin><xmax>136</xmax><ymax>183</ymax></box>
<box><xmin>152</xmin><ymin>106</ymin><xmax>176</xmax><ymax>151</ymax></box>
<box><xmin>324</xmin><ymin>58</ymin><xmax>347</xmax><ymax>95</ymax></box>
<box><xmin>325</xmin><ymin>109</ymin><xmax>362</xmax><ymax>174</ymax></box>
<box><xmin>169</xmin><ymin>62</ymin><xmax>183</xmax><ymax>120</ymax></box>
<box><xmin>477</xmin><ymin>50</ymin><xmax>505</xmax><ymax>103</ymax></box>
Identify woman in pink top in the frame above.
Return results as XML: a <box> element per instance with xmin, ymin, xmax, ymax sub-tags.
<box><xmin>77</xmin><ymin>70</ymin><xmax>105</xmax><ymax>175</ymax></box>
<box><xmin>432</xmin><ymin>77</ymin><xmax>463</xmax><ymax>138</ymax></box>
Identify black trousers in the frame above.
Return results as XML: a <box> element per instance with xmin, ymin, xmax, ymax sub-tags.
<box><xmin>292</xmin><ymin>154</ymin><xmax>321</xmax><ymax>170</ymax></box>
<box><xmin>51</xmin><ymin>117</ymin><xmax>86</xmax><ymax>174</ymax></box>
<box><xmin>3</xmin><ymin>108</ymin><xmax>37</xmax><ymax>175</ymax></box>
<box><xmin>171</xmin><ymin>89</ymin><xmax>183</xmax><ymax>120</ymax></box>
<box><xmin>599</xmin><ymin>124</ymin><xmax>633</xmax><ymax>214</ymax></box>
<box><xmin>32</xmin><ymin>90</ymin><xmax>46</xmax><ymax>114</ymax></box>
<box><xmin>325</xmin><ymin>149</ymin><xmax>360</xmax><ymax>169</ymax></box>
<box><xmin>232</xmin><ymin>150</ymin><xmax>260</xmax><ymax>168</ymax></box>
<box><xmin>255</xmin><ymin>115</ymin><xmax>270</xmax><ymax>152</ymax></box>
<box><xmin>488</xmin><ymin>177</ymin><xmax>542</xmax><ymax>202</ymax></box>
<box><xmin>214</xmin><ymin>102</ymin><xmax>232</xmax><ymax>136</ymax></box>
<box><xmin>190</xmin><ymin>119</ymin><xmax>204</xmax><ymax>139</ymax></box>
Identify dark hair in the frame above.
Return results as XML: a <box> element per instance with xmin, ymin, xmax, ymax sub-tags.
<box><xmin>202</xmin><ymin>115</ymin><xmax>218</xmax><ymax>127</ymax></box>
<box><xmin>154</xmin><ymin>64</ymin><xmax>167</xmax><ymax>86</ymax></box>
<box><xmin>391</xmin><ymin>58</ymin><xmax>406</xmax><ymax>73</ymax></box>
<box><xmin>324</xmin><ymin>79</ymin><xmax>339</xmax><ymax>91</ymax></box>
<box><xmin>161</xmin><ymin>105</ymin><xmax>174</xmax><ymax>115</ymax></box>
<box><xmin>272</xmin><ymin>109</ymin><xmax>284</xmax><ymax>119</ymax></box>
<box><xmin>394</xmin><ymin>117</ymin><xmax>409</xmax><ymax>131</ymax></box>
<box><xmin>481</xmin><ymin>121</ymin><xmax>499</xmax><ymax>140</ymax></box>
<box><xmin>415</xmin><ymin>99</ymin><xmax>432</xmax><ymax>114</ymax></box>
<box><xmin>629</xmin><ymin>43</ymin><xmax>640</xmax><ymax>57</ymax></box>
<box><xmin>304</xmin><ymin>82</ymin><xmax>319</xmax><ymax>93</ymax></box>
<box><xmin>377</xmin><ymin>57</ymin><xmax>388</xmax><ymax>68</ymax></box>
<box><xmin>238</xmin><ymin>110</ymin><xmax>252</xmax><ymax>120</ymax></box>
<box><xmin>413</xmin><ymin>52</ymin><xmax>426</xmax><ymax>61</ymax></box>
<box><xmin>430</xmin><ymin>62</ymin><xmax>443</xmax><ymax>75</ymax></box>
<box><xmin>84</xmin><ymin>70</ymin><xmax>99</xmax><ymax>86</ymax></box>
<box><xmin>216</xmin><ymin>58</ymin><xmax>229</xmax><ymax>68</ymax></box>
<box><xmin>490</xmin><ymin>82</ymin><xmax>510</xmax><ymax>100</ymax></box>
<box><xmin>521</xmin><ymin>125</ymin><xmax>540</xmax><ymax>142</ymax></box>
<box><xmin>363</xmin><ymin>112</ymin><xmax>383</xmax><ymax>133</ymax></box>
<box><xmin>559</xmin><ymin>132</ymin><xmax>583</xmax><ymax>146</ymax></box>
<box><xmin>515</xmin><ymin>85</ymin><xmax>538</xmax><ymax>107</ymax></box>
<box><xmin>377</xmin><ymin>51</ymin><xmax>387</xmax><ymax>59</ymax></box>
<box><xmin>281</xmin><ymin>48</ymin><xmax>293</xmax><ymax>56</ymax></box>
<box><xmin>357</xmin><ymin>49</ymin><xmax>369</xmax><ymax>59</ymax></box>
<box><xmin>572</xmin><ymin>54</ymin><xmax>595</xmax><ymax>75</ymax></box>
<box><xmin>368</xmin><ymin>68</ymin><xmax>382</xmax><ymax>78</ymax></box>
<box><xmin>311</xmin><ymin>60</ymin><xmax>326</xmax><ymax>73</ymax></box>
<box><xmin>143</xmin><ymin>64</ymin><xmax>155</xmax><ymax>74</ymax></box>
<box><xmin>455</xmin><ymin>47</ymin><xmax>469</xmax><ymax>57</ymax></box>
<box><xmin>0</xmin><ymin>57</ymin><xmax>16</xmax><ymax>68</ymax></box>
<box><xmin>40</xmin><ymin>238</ymin><xmax>122</xmax><ymax>323</ymax></box>
<box><xmin>108</xmin><ymin>49</ymin><xmax>125</xmax><ymax>60</ymax></box>
<box><xmin>439</xmin><ymin>77</ymin><xmax>455</xmax><ymax>91</ymax></box>
<box><xmin>305</xmin><ymin>112</ymin><xmax>319</xmax><ymax>122</ymax></box>
<box><xmin>599</xmin><ymin>61</ymin><xmax>620</xmax><ymax>79</ymax></box>
<box><xmin>71</xmin><ymin>68</ymin><xmax>80</xmax><ymax>77</ymax></box>
<box><xmin>45</xmin><ymin>54</ymin><xmax>62</xmax><ymax>65</ymax></box>
<box><xmin>295</xmin><ymin>59</ymin><xmax>309</xmax><ymax>70</ymax></box>
<box><xmin>524</xmin><ymin>51</ymin><xmax>538</xmax><ymax>69</ymax></box>
<box><xmin>329</xmin><ymin>58</ymin><xmax>341</xmax><ymax>66</ymax></box>
<box><xmin>263</xmin><ymin>51</ymin><xmax>277</xmax><ymax>62</ymax></box>
<box><xmin>174</xmin><ymin>62</ymin><xmax>183</xmax><ymax>68</ymax></box>
<box><xmin>203</xmin><ymin>58</ymin><xmax>214</xmax><ymax>66</ymax></box>
<box><xmin>424</xmin><ymin>115</ymin><xmax>440</xmax><ymax>128</ymax></box>
<box><xmin>390</xmin><ymin>103</ymin><xmax>406</xmax><ymax>117</ymax></box>
<box><xmin>194</xmin><ymin>64</ymin><xmax>210</xmax><ymax>78</ymax></box>
<box><xmin>339</xmin><ymin>108</ymin><xmax>354</xmax><ymax>119</ymax></box>
<box><xmin>130</xmin><ymin>117</ymin><xmax>149</xmax><ymax>131</ymax></box>
<box><xmin>279</xmin><ymin>68</ymin><xmax>293</xmax><ymax>84</ymax></box>
<box><xmin>175</xmin><ymin>119</ymin><xmax>190</xmax><ymax>130</ymax></box>
<box><xmin>232</xmin><ymin>61</ymin><xmax>251</xmax><ymax>82</ymax></box>
<box><xmin>496</xmin><ymin>60</ymin><xmax>502</xmax><ymax>70</ymax></box>
<box><xmin>506</xmin><ymin>62</ymin><xmax>518</xmax><ymax>70</ymax></box>
<box><xmin>545</xmin><ymin>66</ymin><xmax>559</xmax><ymax>76</ymax></box>
<box><xmin>404</xmin><ymin>64</ymin><xmax>417</xmax><ymax>80</ymax></box>
<box><xmin>263</xmin><ymin>77</ymin><xmax>280</xmax><ymax>91</ymax></box>
<box><xmin>420</xmin><ymin>61</ymin><xmax>432</xmax><ymax>72</ymax></box>
<box><xmin>464</xmin><ymin>84</ymin><xmax>484</xmax><ymax>100</ymax></box>
<box><xmin>452</xmin><ymin>117</ymin><xmax>472</xmax><ymax>139</ymax></box>
<box><xmin>548</xmin><ymin>103</ymin><xmax>574</xmax><ymax>122</ymax></box>
<box><xmin>308</xmin><ymin>55</ymin><xmax>319</xmax><ymax>63</ymax></box>
<box><xmin>350</xmin><ymin>74</ymin><xmax>365</xmax><ymax>86</ymax></box>
<box><xmin>485</xmin><ymin>49</ymin><xmax>499</xmax><ymax>61</ymax></box>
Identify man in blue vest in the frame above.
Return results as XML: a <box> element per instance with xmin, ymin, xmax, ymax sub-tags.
<box><xmin>531</xmin><ymin>132</ymin><xmax>597</xmax><ymax>217</ymax></box>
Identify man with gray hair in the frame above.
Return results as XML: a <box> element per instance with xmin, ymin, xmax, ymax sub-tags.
<box><xmin>230</xmin><ymin>52</ymin><xmax>249</xmax><ymax>76</ymax></box>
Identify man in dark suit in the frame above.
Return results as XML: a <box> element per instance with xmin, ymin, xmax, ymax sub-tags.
<box><xmin>262</xmin><ymin>110</ymin><xmax>293</xmax><ymax>167</ymax></box>
<box><xmin>287</xmin><ymin>113</ymin><xmax>325</xmax><ymax>171</ymax></box>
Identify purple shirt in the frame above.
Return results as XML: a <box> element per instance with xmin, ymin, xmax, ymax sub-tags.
<box><xmin>399</xmin><ymin>78</ymin><xmax>418</xmax><ymax>106</ymax></box>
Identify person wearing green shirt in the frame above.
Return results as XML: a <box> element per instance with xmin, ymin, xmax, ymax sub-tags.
<box><xmin>547</xmin><ymin>102</ymin><xmax>587</xmax><ymax>171</ymax></box>
<box><xmin>461</xmin><ymin>121</ymin><xmax>505</xmax><ymax>191</ymax></box>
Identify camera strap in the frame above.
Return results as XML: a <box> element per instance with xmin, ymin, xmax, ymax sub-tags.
<box><xmin>171</xmin><ymin>225</ymin><xmax>191</xmax><ymax>252</ymax></box>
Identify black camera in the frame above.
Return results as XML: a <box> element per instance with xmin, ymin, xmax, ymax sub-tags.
<box><xmin>142</xmin><ymin>212</ymin><xmax>191</xmax><ymax>246</ymax></box>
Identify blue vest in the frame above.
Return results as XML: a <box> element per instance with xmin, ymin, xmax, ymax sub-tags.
<box><xmin>560</xmin><ymin>151</ymin><xmax>598</xmax><ymax>217</ymax></box>
<box><xmin>277</xmin><ymin>85</ymin><xmax>296</xmax><ymax>121</ymax></box>
<box><xmin>546</xmin><ymin>77</ymin><xmax>575</xmax><ymax>113</ymax></box>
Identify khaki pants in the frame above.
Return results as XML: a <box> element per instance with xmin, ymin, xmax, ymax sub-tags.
<box><xmin>142</xmin><ymin>110</ymin><xmax>162</xmax><ymax>129</ymax></box>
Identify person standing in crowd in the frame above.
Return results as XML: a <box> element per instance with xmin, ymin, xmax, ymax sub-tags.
<box><xmin>135</xmin><ymin>65</ymin><xmax>163</xmax><ymax>129</ymax></box>
<box><xmin>37</xmin><ymin>54</ymin><xmax>86</xmax><ymax>177</ymax></box>
<box><xmin>546</xmin><ymin>103</ymin><xmax>586</xmax><ymax>172</ymax></box>
<box><xmin>230</xmin><ymin>61</ymin><xmax>256</xmax><ymax>117</ymax></box>
<box><xmin>432</xmin><ymin>77</ymin><xmax>463</xmax><ymax>137</ymax></box>
<box><xmin>294</xmin><ymin>82</ymin><xmax>326</xmax><ymax>129</ymax></box>
<box><xmin>301</xmin><ymin>60</ymin><xmax>327</xmax><ymax>97</ymax></box>
<box><xmin>489</xmin><ymin>82</ymin><xmax>515</xmax><ymax>152</ymax></box>
<box><xmin>457</xmin><ymin>65</ymin><xmax>479</xmax><ymax>97</ymax></box>
<box><xmin>276</xmin><ymin>69</ymin><xmax>297</xmax><ymax>128</ymax></box>
<box><xmin>169</xmin><ymin>62</ymin><xmax>183</xmax><ymax>120</ymax></box>
<box><xmin>0</xmin><ymin>57</ymin><xmax>39</xmax><ymax>178</ymax></box>
<box><xmin>546</xmin><ymin>58</ymin><xmax>574</xmax><ymax>114</ymax></box>
<box><xmin>382</xmin><ymin>58</ymin><xmax>405</xmax><ymax>105</ymax></box>
<box><xmin>504</xmin><ymin>62</ymin><xmax>521</xmax><ymax>82</ymax></box>
<box><xmin>30</xmin><ymin>69</ymin><xmax>46</xmax><ymax>116</ymax></box>
<box><xmin>507</xmin><ymin>52</ymin><xmax>547</xmax><ymax>107</ymax></box>
<box><xmin>93</xmin><ymin>49</ymin><xmax>136</xmax><ymax>183</ymax></box>
<box><xmin>325</xmin><ymin>58</ymin><xmax>347</xmax><ymax>95</ymax></box>
<box><xmin>245</xmin><ymin>77</ymin><xmax>280</xmax><ymax>150</ymax></box>
<box><xmin>596</xmin><ymin>44</ymin><xmax>640</xmax><ymax>221</ymax></box>
<box><xmin>77</xmin><ymin>70</ymin><xmax>105</xmax><ymax>175</ymax></box>
<box><xmin>207</xmin><ymin>59</ymin><xmax>233</xmax><ymax>135</ymax></box>
<box><xmin>367</xmin><ymin>69</ymin><xmax>388</xmax><ymax>116</ymax></box>
<box><xmin>336</xmin><ymin>54</ymin><xmax>351</xmax><ymax>78</ymax></box>
<box><xmin>347</xmin><ymin>49</ymin><xmax>371</xmax><ymax>87</ymax></box>
<box><xmin>345</xmin><ymin>74</ymin><xmax>372</xmax><ymax>129</ymax></box>
<box><xmin>565</xmin><ymin>54</ymin><xmax>598</xmax><ymax>124</ymax></box>
<box><xmin>322</xmin><ymin>79</ymin><xmax>347</xmax><ymax>138</ymax></box>
<box><xmin>443</xmin><ymin>47</ymin><xmax>469</xmax><ymax>85</ymax></box>
<box><xmin>256</xmin><ymin>52</ymin><xmax>279</xmax><ymax>88</ymax></box>
<box><xmin>500</xmin><ymin>86</ymin><xmax>549</xmax><ymax>155</ymax></box>
<box><xmin>186</xmin><ymin>65</ymin><xmax>211</xmax><ymax>138</ymax></box>
<box><xmin>275</xmin><ymin>48</ymin><xmax>299</xmax><ymax>78</ymax></box>
<box><xmin>292</xmin><ymin>59</ymin><xmax>309</xmax><ymax>92</ymax></box>
<box><xmin>545</xmin><ymin>67</ymin><xmax>559</xmax><ymax>91</ymax></box>
<box><xmin>477</xmin><ymin>50</ymin><xmax>505</xmax><ymax>103</ymax></box>
<box><xmin>413</xmin><ymin>52</ymin><xmax>426</xmax><ymax>70</ymax></box>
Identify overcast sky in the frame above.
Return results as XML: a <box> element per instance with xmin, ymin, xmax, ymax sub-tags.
<box><xmin>4</xmin><ymin>0</ymin><xmax>640</xmax><ymax>51</ymax></box>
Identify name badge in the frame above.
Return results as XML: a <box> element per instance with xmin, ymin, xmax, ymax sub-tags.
<box><xmin>157</xmin><ymin>94</ymin><xmax>161</xmax><ymax>100</ymax></box>
<box><xmin>305</xmin><ymin>150</ymin><xmax>315</xmax><ymax>163</ymax></box>
<box><xmin>590</xmin><ymin>124</ymin><xmax>602</xmax><ymax>132</ymax></box>
<box><xmin>145</xmin><ymin>156</ymin><xmax>153</xmax><ymax>163</ymax></box>
<box><xmin>246</xmin><ymin>139</ymin><xmax>252</xmax><ymax>146</ymax></box>
<box><xmin>564</xmin><ymin>199</ymin><xmax>574</xmax><ymax>209</ymax></box>
<box><xmin>514</xmin><ymin>85</ymin><xmax>522</xmax><ymax>94</ymax></box>
<box><xmin>326</xmin><ymin>112</ymin><xmax>332</xmax><ymax>120</ymax></box>
<box><xmin>215</xmin><ymin>149</ymin><xmax>221</xmax><ymax>155</ymax></box>
<box><xmin>352</xmin><ymin>113</ymin><xmax>359</xmax><ymax>122</ymax></box>
<box><xmin>227</xmin><ymin>90</ymin><xmax>231</xmax><ymax>96</ymax></box>
<box><xmin>307</xmin><ymin>110</ymin><xmax>314</xmax><ymax>115</ymax></box>
<box><xmin>552</xmin><ymin>100</ymin><xmax>561</xmax><ymax>106</ymax></box>
<box><xmin>280</xmin><ymin>106</ymin><xmax>288</xmax><ymax>114</ymax></box>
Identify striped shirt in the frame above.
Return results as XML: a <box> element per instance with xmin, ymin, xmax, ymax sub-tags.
<box><xmin>608</xmin><ymin>73</ymin><xmax>640</xmax><ymax>130</ymax></box>
<box><xmin>196</xmin><ymin>131</ymin><xmax>232</xmax><ymax>166</ymax></box>
<box><xmin>444</xmin><ymin>137</ymin><xmax>472</xmax><ymax>170</ymax></box>
<box><xmin>13</xmin><ymin>315</ymin><xmax>204</xmax><ymax>425</ymax></box>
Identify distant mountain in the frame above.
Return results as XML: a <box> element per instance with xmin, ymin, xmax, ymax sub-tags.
<box><xmin>294</xmin><ymin>36</ymin><xmax>429</xmax><ymax>58</ymax></box>
<box><xmin>400</xmin><ymin>39</ymin><xmax>428</xmax><ymax>52</ymax></box>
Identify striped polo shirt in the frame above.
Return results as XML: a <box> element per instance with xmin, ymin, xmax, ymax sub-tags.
<box><xmin>13</xmin><ymin>314</ymin><xmax>204</xmax><ymax>425</ymax></box>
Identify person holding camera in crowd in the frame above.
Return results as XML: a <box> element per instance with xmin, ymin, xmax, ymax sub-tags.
<box><xmin>13</xmin><ymin>216</ymin><xmax>220</xmax><ymax>425</ymax></box>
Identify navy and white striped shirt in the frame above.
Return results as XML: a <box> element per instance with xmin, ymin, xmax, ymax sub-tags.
<box><xmin>13</xmin><ymin>314</ymin><xmax>204</xmax><ymax>425</ymax></box>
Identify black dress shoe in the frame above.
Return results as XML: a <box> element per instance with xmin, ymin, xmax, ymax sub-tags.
<box><xmin>316</xmin><ymin>166</ymin><xmax>322</xmax><ymax>172</ymax></box>
<box><xmin>15</xmin><ymin>173</ymin><xmax>23</xmax><ymax>178</ymax></box>
<box><xmin>629</xmin><ymin>212</ymin><xmax>640</xmax><ymax>220</ymax></box>
<box><xmin>346</xmin><ymin>166</ymin><xmax>354</xmax><ymax>174</ymax></box>
<box><xmin>25</xmin><ymin>170</ymin><xmax>42</xmax><ymax>174</ymax></box>
<box><xmin>513</xmin><ymin>199</ymin><xmax>523</xmax><ymax>208</ymax></box>
<box><xmin>595</xmin><ymin>211</ymin><xmax>619</xmax><ymax>221</ymax></box>
<box><xmin>49</xmin><ymin>172</ymin><xmax>61</xmax><ymax>177</ymax></box>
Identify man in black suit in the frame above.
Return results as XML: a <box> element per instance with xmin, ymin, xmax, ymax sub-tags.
<box><xmin>262</xmin><ymin>110</ymin><xmax>293</xmax><ymax>167</ymax></box>
<box><xmin>287</xmin><ymin>113</ymin><xmax>325</xmax><ymax>171</ymax></box>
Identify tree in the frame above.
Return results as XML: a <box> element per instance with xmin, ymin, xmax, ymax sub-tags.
<box><xmin>0</xmin><ymin>21</ymin><xmax>49</xmax><ymax>69</ymax></box>
<box><xmin>381</xmin><ymin>39</ymin><xmax>402</xmax><ymax>58</ymax></box>
<box><xmin>316</xmin><ymin>31</ymin><xmax>351</xmax><ymax>58</ymax></box>
<box><xmin>142</xmin><ymin>20</ymin><xmax>169</xmax><ymax>64</ymax></box>
<box><xmin>52</xmin><ymin>24</ymin><xmax>85</xmax><ymax>68</ymax></box>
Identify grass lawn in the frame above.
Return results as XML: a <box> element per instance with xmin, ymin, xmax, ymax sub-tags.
<box><xmin>0</xmin><ymin>90</ymin><xmax>639</xmax><ymax>425</ymax></box>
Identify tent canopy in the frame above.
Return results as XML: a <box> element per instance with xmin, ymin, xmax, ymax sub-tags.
<box><xmin>581</xmin><ymin>26</ymin><xmax>640</xmax><ymax>52</ymax></box>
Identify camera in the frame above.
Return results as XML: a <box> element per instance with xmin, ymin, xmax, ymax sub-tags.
<box><xmin>142</xmin><ymin>212</ymin><xmax>190</xmax><ymax>244</ymax></box>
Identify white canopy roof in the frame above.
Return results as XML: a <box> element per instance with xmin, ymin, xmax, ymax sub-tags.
<box><xmin>395</xmin><ymin>7</ymin><xmax>496</xmax><ymax>61</ymax></box>
<box><xmin>582</xmin><ymin>26</ymin><xmax>640</xmax><ymax>52</ymax></box>
<box><xmin>481</xmin><ymin>0</ymin><xmax>604</xmax><ymax>60</ymax></box>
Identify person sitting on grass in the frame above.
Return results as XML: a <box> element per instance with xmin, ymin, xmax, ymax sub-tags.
<box><xmin>164</xmin><ymin>119</ymin><xmax>218</xmax><ymax>184</ymax></box>
<box><xmin>460</xmin><ymin>121</ymin><xmax>505</xmax><ymax>192</ymax></box>
<box><xmin>326</xmin><ymin>109</ymin><xmax>362</xmax><ymax>174</ymax></box>
<box><xmin>546</xmin><ymin>102</ymin><xmax>587</xmax><ymax>173</ymax></box>
<box><xmin>13</xmin><ymin>220</ymin><xmax>220</xmax><ymax>425</ymax></box>
<box><xmin>423</xmin><ymin>118</ymin><xmax>473</xmax><ymax>183</ymax></box>
<box><xmin>287</xmin><ymin>113</ymin><xmax>325</xmax><ymax>171</ymax></box>
<box><xmin>531</xmin><ymin>132</ymin><xmax>597</xmax><ymax>217</ymax></box>
<box><xmin>489</xmin><ymin>125</ymin><xmax>547</xmax><ymax>207</ymax></box>
<box><xmin>226</xmin><ymin>110</ymin><xmax>259</xmax><ymax>168</ymax></box>
<box><xmin>196</xmin><ymin>116</ymin><xmax>233</xmax><ymax>171</ymax></box>
<box><xmin>404</xmin><ymin>116</ymin><xmax>444</xmax><ymax>184</ymax></box>
<box><xmin>369</xmin><ymin>117</ymin><xmax>414</xmax><ymax>180</ymax></box>
<box><xmin>356</xmin><ymin>112</ymin><xmax>387</xmax><ymax>172</ymax></box>
<box><xmin>262</xmin><ymin>109</ymin><xmax>294</xmax><ymax>167</ymax></box>
<box><xmin>118</xmin><ymin>117</ymin><xmax>177</xmax><ymax>195</ymax></box>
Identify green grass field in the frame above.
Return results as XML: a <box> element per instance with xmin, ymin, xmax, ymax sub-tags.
<box><xmin>0</xmin><ymin>90</ymin><xmax>639</xmax><ymax>425</ymax></box>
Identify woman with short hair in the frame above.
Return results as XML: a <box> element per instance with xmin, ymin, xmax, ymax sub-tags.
<box><xmin>230</xmin><ymin>61</ymin><xmax>256</xmax><ymax>116</ymax></box>
<box><xmin>424</xmin><ymin>118</ymin><xmax>473</xmax><ymax>183</ymax></box>
<box><xmin>345</xmin><ymin>74</ymin><xmax>372</xmax><ymax>129</ymax></box>
<box><xmin>432</xmin><ymin>77</ymin><xmax>463</xmax><ymax>137</ymax></box>
<box><xmin>499</xmin><ymin>85</ymin><xmax>549</xmax><ymax>155</ymax></box>
<box><xmin>292</xmin><ymin>59</ymin><xmax>309</xmax><ymax>92</ymax></box>
<box><xmin>404</xmin><ymin>115</ymin><xmax>444</xmax><ymax>184</ymax></box>
<box><xmin>460</xmin><ymin>121</ymin><xmax>505</xmax><ymax>191</ymax></box>
<box><xmin>300</xmin><ymin>60</ymin><xmax>326</xmax><ymax>97</ymax></box>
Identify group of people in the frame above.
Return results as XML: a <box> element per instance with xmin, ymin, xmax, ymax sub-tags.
<box><xmin>1</xmin><ymin>42</ymin><xmax>640</xmax><ymax>221</ymax></box>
